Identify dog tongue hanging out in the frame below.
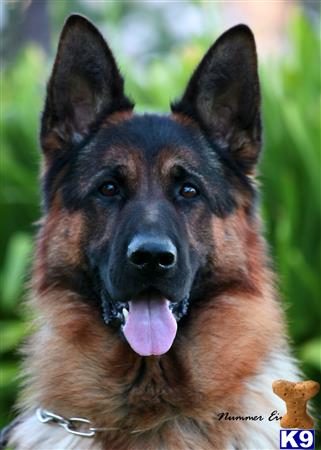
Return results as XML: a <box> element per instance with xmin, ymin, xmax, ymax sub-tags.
<box><xmin>7</xmin><ymin>13</ymin><xmax>301</xmax><ymax>450</ymax></box>
<box><xmin>123</xmin><ymin>297</ymin><xmax>177</xmax><ymax>356</ymax></box>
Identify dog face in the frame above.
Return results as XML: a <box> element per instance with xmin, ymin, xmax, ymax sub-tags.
<box><xmin>39</xmin><ymin>15</ymin><xmax>261</xmax><ymax>357</ymax></box>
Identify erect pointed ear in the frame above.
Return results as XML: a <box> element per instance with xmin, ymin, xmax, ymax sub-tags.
<box><xmin>171</xmin><ymin>25</ymin><xmax>261</xmax><ymax>174</ymax></box>
<box><xmin>41</xmin><ymin>14</ymin><xmax>133</xmax><ymax>154</ymax></box>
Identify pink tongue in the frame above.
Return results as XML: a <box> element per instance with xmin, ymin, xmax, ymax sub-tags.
<box><xmin>123</xmin><ymin>297</ymin><xmax>177</xmax><ymax>356</ymax></box>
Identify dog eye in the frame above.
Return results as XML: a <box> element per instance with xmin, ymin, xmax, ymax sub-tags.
<box><xmin>179</xmin><ymin>183</ymin><xmax>199</xmax><ymax>199</ymax></box>
<box><xmin>99</xmin><ymin>181</ymin><xmax>119</xmax><ymax>197</ymax></box>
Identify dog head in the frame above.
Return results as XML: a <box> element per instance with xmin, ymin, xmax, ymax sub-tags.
<box><xmin>39</xmin><ymin>14</ymin><xmax>261</xmax><ymax>356</ymax></box>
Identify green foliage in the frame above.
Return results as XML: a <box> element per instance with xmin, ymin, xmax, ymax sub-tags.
<box><xmin>0</xmin><ymin>12</ymin><xmax>320</xmax><ymax>430</ymax></box>
<box><xmin>260</xmin><ymin>14</ymin><xmax>320</xmax><ymax>362</ymax></box>
<box><xmin>1</xmin><ymin>48</ymin><xmax>44</xmax><ymax>427</ymax></box>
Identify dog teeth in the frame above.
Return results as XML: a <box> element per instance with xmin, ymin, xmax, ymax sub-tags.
<box><xmin>122</xmin><ymin>308</ymin><xmax>129</xmax><ymax>322</ymax></box>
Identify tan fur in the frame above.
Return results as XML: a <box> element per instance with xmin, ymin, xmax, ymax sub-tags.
<box><xmin>9</xmin><ymin>212</ymin><xmax>296</xmax><ymax>449</ymax></box>
<box><xmin>10</xmin><ymin>351</ymin><xmax>299</xmax><ymax>450</ymax></box>
<box><xmin>8</xmin><ymin>179</ymin><xmax>301</xmax><ymax>450</ymax></box>
<box><xmin>212</xmin><ymin>209</ymin><xmax>270</xmax><ymax>287</ymax></box>
<box><xmin>102</xmin><ymin>110</ymin><xmax>134</xmax><ymax>127</ymax></box>
<box><xmin>171</xmin><ymin>112</ymin><xmax>201</xmax><ymax>131</ymax></box>
<box><xmin>33</xmin><ymin>199</ymin><xmax>87</xmax><ymax>298</ymax></box>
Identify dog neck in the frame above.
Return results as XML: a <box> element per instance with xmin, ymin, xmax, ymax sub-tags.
<box><xmin>9</xmin><ymin>346</ymin><xmax>299</xmax><ymax>450</ymax></box>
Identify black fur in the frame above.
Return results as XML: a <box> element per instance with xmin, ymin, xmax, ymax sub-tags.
<box><xmin>41</xmin><ymin>14</ymin><xmax>133</xmax><ymax>153</ymax></box>
<box><xmin>171</xmin><ymin>24</ymin><xmax>261</xmax><ymax>174</ymax></box>
<box><xmin>40</xmin><ymin>15</ymin><xmax>262</xmax><ymax>324</ymax></box>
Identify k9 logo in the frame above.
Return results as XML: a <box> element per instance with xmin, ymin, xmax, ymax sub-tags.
<box><xmin>280</xmin><ymin>430</ymin><xmax>315</xmax><ymax>449</ymax></box>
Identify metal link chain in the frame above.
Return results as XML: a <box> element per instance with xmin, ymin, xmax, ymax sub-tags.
<box><xmin>36</xmin><ymin>407</ymin><xmax>150</xmax><ymax>437</ymax></box>
<box><xmin>36</xmin><ymin>408</ymin><xmax>96</xmax><ymax>437</ymax></box>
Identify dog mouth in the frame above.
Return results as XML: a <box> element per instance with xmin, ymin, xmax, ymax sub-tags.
<box><xmin>101</xmin><ymin>288</ymin><xmax>189</xmax><ymax>357</ymax></box>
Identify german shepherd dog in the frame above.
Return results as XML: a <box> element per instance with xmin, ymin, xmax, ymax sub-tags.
<box><xmin>8</xmin><ymin>14</ymin><xmax>299</xmax><ymax>450</ymax></box>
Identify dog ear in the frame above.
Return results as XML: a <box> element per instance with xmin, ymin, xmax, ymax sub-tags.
<box><xmin>41</xmin><ymin>14</ymin><xmax>133</xmax><ymax>154</ymax></box>
<box><xmin>172</xmin><ymin>25</ymin><xmax>261</xmax><ymax>174</ymax></box>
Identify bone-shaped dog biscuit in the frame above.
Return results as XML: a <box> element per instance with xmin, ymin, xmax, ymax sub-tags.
<box><xmin>272</xmin><ymin>380</ymin><xmax>319</xmax><ymax>429</ymax></box>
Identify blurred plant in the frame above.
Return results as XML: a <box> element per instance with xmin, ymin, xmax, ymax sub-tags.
<box><xmin>1</xmin><ymin>47</ymin><xmax>45</xmax><ymax>427</ymax></box>
<box><xmin>0</xmin><ymin>11</ymin><xmax>320</xmax><ymax>433</ymax></box>
<box><xmin>260</xmin><ymin>14</ymin><xmax>320</xmax><ymax>369</ymax></box>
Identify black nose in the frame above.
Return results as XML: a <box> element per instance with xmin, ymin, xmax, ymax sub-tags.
<box><xmin>127</xmin><ymin>235</ymin><xmax>177</xmax><ymax>271</ymax></box>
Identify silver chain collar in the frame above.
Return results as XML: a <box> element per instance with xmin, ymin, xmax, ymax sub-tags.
<box><xmin>36</xmin><ymin>407</ymin><xmax>151</xmax><ymax>437</ymax></box>
<box><xmin>36</xmin><ymin>408</ymin><xmax>117</xmax><ymax>438</ymax></box>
